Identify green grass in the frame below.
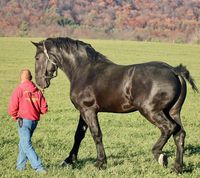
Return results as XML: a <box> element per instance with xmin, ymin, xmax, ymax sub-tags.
<box><xmin>0</xmin><ymin>38</ymin><xmax>200</xmax><ymax>178</ymax></box>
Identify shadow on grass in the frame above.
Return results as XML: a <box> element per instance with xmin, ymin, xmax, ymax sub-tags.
<box><xmin>71</xmin><ymin>154</ymin><xmax>126</xmax><ymax>170</ymax></box>
<box><xmin>72</xmin><ymin>157</ymin><xmax>96</xmax><ymax>170</ymax></box>
<box><xmin>165</xmin><ymin>144</ymin><xmax>200</xmax><ymax>156</ymax></box>
<box><xmin>164</xmin><ymin>144</ymin><xmax>200</xmax><ymax>173</ymax></box>
<box><xmin>185</xmin><ymin>144</ymin><xmax>200</xmax><ymax>155</ymax></box>
<box><xmin>59</xmin><ymin>144</ymin><xmax>200</xmax><ymax>172</ymax></box>
<box><xmin>184</xmin><ymin>144</ymin><xmax>200</xmax><ymax>173</ymax></box>
<box><xmin>184</xmin><ymin>162</ymin><xmax>200</xmax><ymax>173</ymax></box>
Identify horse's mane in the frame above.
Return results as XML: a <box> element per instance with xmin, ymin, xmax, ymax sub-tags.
<box><xmin>46</xmin><ymin>37</ymin><xmax>113</xmax><ymax>64</ymax></box>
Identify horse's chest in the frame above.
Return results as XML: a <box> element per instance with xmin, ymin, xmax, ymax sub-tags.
<box><xmin>70</xmin><ymin>87</ymin><xmax>98</xmax><ymax>110</ymax></box>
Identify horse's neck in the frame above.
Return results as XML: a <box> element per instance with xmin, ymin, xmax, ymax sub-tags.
<box><xmin>59</xmin><ymin>48</ymin><xmax>113</xmax><ymax>82</ymax></box>
<box><xmin>59</xmin><ymin>52</ymin><xmax>87</xmax><ymax>82</ymax></box>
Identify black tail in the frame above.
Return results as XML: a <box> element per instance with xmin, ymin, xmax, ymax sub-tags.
<box><xmin>174</xmin><ymin>64</ymin><xmax>199</xmax><ymax>93</ymax></box>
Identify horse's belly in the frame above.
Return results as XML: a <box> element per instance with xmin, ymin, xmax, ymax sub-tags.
<box><xmin>98</xmin><ymin>98</ymin><xmax>137</xmax><ymax>113</ymax></box>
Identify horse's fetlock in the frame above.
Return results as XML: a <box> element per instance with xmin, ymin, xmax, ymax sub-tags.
<box><xmin>94</xmin><ymin>159</ymin><xmax>107</xmax><ymax>170</ymax></box>
<box><xmin>158</xmin><ymin>153</ymin><xmax>168</xmax><ymax>167</ymax></box>
<box><xmin>71</xmin><ymin>154</ymin><xmax>77</xmax><ymax>162</ymax></box>
<box><xmin>173</xmin><ymin>163</ymin><xmax>183</xmax><ymax>174</ymax></box>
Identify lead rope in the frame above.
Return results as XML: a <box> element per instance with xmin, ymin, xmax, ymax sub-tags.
<box><xmin>43</xmin><ymin>42</ymin><xmax>57</xmax><ymax>65</ymax></box>
<box><xmin>42</xmin><ymin>41</ymin><xmax>58</xmax><ymax>79</ymax></box>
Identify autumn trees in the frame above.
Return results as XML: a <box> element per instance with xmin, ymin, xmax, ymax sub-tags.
<box><xmin>0</xmin><ymin>0</ymin><xmax>200</xmax><ymax>43</ymax></box>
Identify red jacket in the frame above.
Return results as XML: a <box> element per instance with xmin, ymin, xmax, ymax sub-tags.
<box><xmin>8</xmin><ymin>80</ymin><xmax>48</xmax><ymax>121</ymax></box>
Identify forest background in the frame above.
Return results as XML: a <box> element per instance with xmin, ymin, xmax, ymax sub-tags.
<box><xmin>1</xmin><ymin>0</ymin><xmax>200</xmax><ymax>43</ymax></box>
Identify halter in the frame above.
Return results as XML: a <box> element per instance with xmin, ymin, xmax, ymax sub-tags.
<box><xmin>43</xmin><ymin>42</ymin><xmax>58</xmax><ymax>79</ymax></box>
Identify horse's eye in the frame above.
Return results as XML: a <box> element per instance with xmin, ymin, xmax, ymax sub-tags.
<box><xmin>35</xmin><ymin>57</ymin><xmax>39</xmax><ymax>60</ymax></box>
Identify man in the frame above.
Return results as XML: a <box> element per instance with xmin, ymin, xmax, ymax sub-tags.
<box><xmin>8</xmin><ymin>69</ymin><xmax>48</xmax><ymax>173</ymax></box>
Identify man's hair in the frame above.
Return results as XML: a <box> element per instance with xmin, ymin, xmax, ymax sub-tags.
<box><xmin>20</xmin><ymin>69</ymin><xmax>32</xmax><ymax>81</ymax></box>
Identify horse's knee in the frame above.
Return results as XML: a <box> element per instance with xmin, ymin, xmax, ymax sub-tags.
<box><xmin>152</xmin><ymin>122</ymin><xmax>176</xmax><ymax>158</ymax></box>
<box><xmin>91</xmin><ymin>132</ymin><xmax>103</xmax><ymax>145</ymax></box>
<box><xmin>180</xmin><ymin>129</ymin><xmax>186</xmax><ymax>138</ymax></box>
<box><xmin>159</xmin><ymin>122</ymin><xmax>177</xmax><ymax>138</ymax></box>
<box><xmin>178</xmin><ymin>129</ymin><xmax>186</xmax><ymax>142</ymax></box>
<box><xmin>168</xmin><ymin>122</ymin><xmax>178</xmax><ymax>135</ymax></box>
<box><xmin>174</xmin><ymin>129</ymin><xmax>186</xmax><ymax>147</ymax></box>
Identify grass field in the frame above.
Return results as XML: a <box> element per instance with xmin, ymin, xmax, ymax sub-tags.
<box><xmin>0</xmin><ymin>38</ymin><xmax>200</xmax><ymax>178</ymax></box>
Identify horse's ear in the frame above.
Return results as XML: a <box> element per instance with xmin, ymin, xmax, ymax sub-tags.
<box><xmin>31</xmin><ymin>41</ymin><xmax>43</xmax><ymax>50</ymax></box>
<box><xmin>31</xmin><ymin>41</ymin><xmax>39</xmax><ymax>47</ymax></box>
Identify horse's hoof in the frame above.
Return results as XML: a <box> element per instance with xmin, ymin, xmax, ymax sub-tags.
<box><xmin>94</xmin><ymin>160</ymin><xmax>107</xmax><ymax>170</ymax></box>
<box><xmin>60</xmin><ymin>160</ymin><xmax>72</xmax><ymax>167</ymax></box>
<box><xmin>172</xmin><ymin>164</ymin><xmax>183</xmax><ymax>174</ymax></box>
<box><xmin>158</xmin><ymin>154</ymin><xmax>168</xmax><ymax>167</ymax></box>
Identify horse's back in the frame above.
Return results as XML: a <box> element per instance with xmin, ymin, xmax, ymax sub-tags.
<box><xmin>96</xmin><ymin>61</ymin><xmax>181</xmax><ymax>113</ymax></box>
<box><xmin>71</xmin><ymin>61</ymin><xmax>182</xmax><ymax>113</ymax></box>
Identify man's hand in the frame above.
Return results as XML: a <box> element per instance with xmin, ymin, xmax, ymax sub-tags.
<box><xmin>41</xmin><ymin>89</ymin><xmax>45</xmax><ymax>94</ymax></box>
<box><xmin>17</xmin><ymin>117</ymin><xmax>23</xmax><ymax>128</ymax></box>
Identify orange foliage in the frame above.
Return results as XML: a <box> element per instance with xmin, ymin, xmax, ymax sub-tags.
<box><xmin>0</xmin><ymin>0</ymin><xmax>200</xmax><ymax>42</ymax></box>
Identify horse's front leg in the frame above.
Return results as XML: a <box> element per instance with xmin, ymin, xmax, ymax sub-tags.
<box><xmin>82</xmin><ymin>110</ymin><xmax>107</xmax><ymax>169</ymax></box>
<box><xmin>61</xmin><ymin>115</ymin><xmax>88</xmax><ymax>166</ymax></box>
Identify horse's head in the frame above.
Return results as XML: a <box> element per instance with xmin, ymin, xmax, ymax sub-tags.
<box><xmin>32</xmin><ymin>37</ymin><xmax>112</xmax><ymax>88</ymax></box>
<box><xmin>32</xmin><ymin>40</ymin><xmax>58</xmax><ymax>89</ymax></box>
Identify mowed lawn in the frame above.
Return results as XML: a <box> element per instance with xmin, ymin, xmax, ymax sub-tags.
<box><xmin>0</xmin><ymin>38</ymin><xmax>200</xmax><ymax>178</ymax></box>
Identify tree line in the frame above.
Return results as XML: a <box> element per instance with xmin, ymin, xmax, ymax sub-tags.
<box><xmin>0</xmin><ymin>0</ymin><xmax>200</xmax><ymax>43</ymax></box>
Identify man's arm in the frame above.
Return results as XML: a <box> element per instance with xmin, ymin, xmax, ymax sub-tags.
<box><xmin>8</xmin><ymin>88</ymin><xmax>20</xmax><ymax>120</ymax></box>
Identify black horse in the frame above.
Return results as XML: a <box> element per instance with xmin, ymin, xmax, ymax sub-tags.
<box><xmin>32</xmin><ymin>37</ymin><xmax>198</xmax><ymax>173</ymax></box>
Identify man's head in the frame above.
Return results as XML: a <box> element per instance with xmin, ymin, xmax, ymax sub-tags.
<box><xmin>20</xmin><ymin>69</ymin><xmax>32</xmax><ymax>83</ymax></box>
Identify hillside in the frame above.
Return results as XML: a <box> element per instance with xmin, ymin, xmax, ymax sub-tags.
<box><xmin>0</xmin><ymin>0</ymin><xmax>200</xmax><ymax>43</ymax></box>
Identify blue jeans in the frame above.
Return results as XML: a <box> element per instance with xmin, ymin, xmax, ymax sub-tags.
<box><xmin>17</xmin><ymin>118</ymin><xmax>44</xmax><ymax>171</ymax></box>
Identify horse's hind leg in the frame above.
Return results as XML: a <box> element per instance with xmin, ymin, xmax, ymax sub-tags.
<box><xmin>140</xmin><ymin>110</ymin><xmax>177</xmax><ymax>167</ymax></box>
<box><xmin>61</xmin><ymin>115</ymin><xmax>88</xmax><ymax>166</ymax></box>
<box><xmin>170</xmin><ymin>112</ymin><xmax>186</xmax><ymax>173</ymax></box>
<box><xmin>169</xmin><ymin>75</ymin><xmax>186</xmax><ymax>173</ymax></box>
